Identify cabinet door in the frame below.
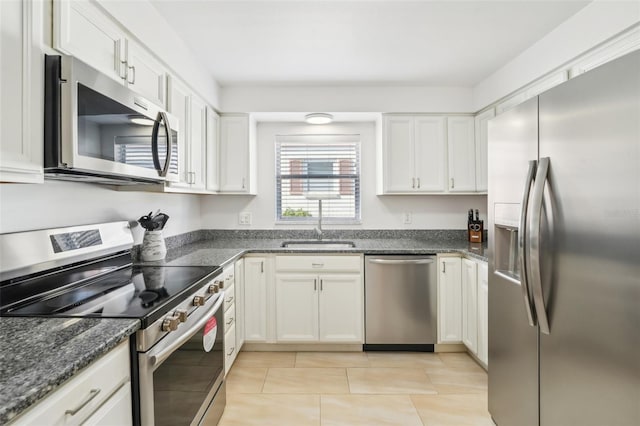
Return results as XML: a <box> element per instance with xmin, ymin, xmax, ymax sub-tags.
<box><xmin>206</xmin><ymin>107</ymin><xmax>220</xmax><ymax>192</ymax></box>
<box><xmin>438</xmin><ymin>257</ymin><xmax>462</xmax><ymax>343</ymax></box>
<box><xmin>219</xmin><ymin>115</ymin><xmax>250</xmax><ymax>192</ymax></box>
<box><xmin>234</xmin><ymin>259</ymin><xmax>245</xmax><ymax>350</ymax></box>
<box><xmin>54</xmin><ymin>0</ymin><xmax>125</xmax><ymax>82</ymax></box>
<box><xmin>477</xmin><ymin>261</ymin><xmax>489</xmax><ymax>366</ymax></box>
<box><xmin>383</xmin><ymin>115</ymin><xmax>415</xmax><ymax>192</ymax></box>
<box><xmin>275</xmin><ymin>274</ymin><xmax>319</xmax><ymax>342</ymax></box>
<box><xmin>447</xmin><ymin>116</ymin><xmax>476</xmax><ymax>192</ymax></box>
<box><xmin>414</xmin><ymin>116</ymin><xmax>446</xmax><ymax>192</ymax></box>
<box><xmin>318</xmin><ymin>274</ymin><xmax>363</xmax><ymax>342</ymax></box>
<box><xmin>167</xmin><ymin>76</ymin><xmax>191</xmax><ymax>188</ymax></box>
<box><xmin>244</xmin><ymin>257</ymin><xmax>268</xmax><ymax>342</ymax></box>
<box><xmin>82</xmin><ymin>383</ymin><xmax>132</xmax><ymax>426</ymax></box>
<box><xmin>126</xmin><ymin>41</ymin><xmax>166</xmax><ymax>108</ymax></box>
<box><xmin>474</xmin><ymin>109</ymin><xmax>495</xmax><ymax>192</ymax></box>
<box><xmin>189</xmin><ymin>95</ymin><xmax>207</xmax><ymax>190</ymax></box>
<box><xmin>0</xmin><ymin>0</ymin><xmax>43</xmax><ymax>183</ymax></box>
<box><xmin>462</xmin><ymin>258</ymin><xmax>478</xmax><ymax>354</ymax></box>
<box><xmin>224</xmin><ymin>324</ymin><xmax>237</xmax><ymax>375</ymax></box>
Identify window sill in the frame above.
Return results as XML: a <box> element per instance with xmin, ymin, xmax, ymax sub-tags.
<box><xmin>275</xmin><ymin>220</ymin><xmax>362</xmax><ymax>226</ymax></box>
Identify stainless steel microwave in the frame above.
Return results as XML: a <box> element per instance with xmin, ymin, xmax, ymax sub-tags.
<box><xmin>44</xmin><ymin>55</ymin><xmax>179</xmax><ymax>185</ymax></box>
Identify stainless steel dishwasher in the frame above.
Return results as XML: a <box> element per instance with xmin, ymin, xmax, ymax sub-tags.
<box><xmin>364</xmin><ymin>255</ymin><xmax>437</xmax><ymax>351</ymax></box>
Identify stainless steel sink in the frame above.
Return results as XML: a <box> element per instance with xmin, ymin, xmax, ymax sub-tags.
<box><xmin>280</xmin><ymin>240</ymin><xmax>356</xmax><ymax>249</ymax></box>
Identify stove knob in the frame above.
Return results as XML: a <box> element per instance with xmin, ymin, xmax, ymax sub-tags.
<box><xmin>216</xmin><ymin>279</ymin><xmax>225</xmax><ymax>289</ymax></box>
<box><xmin>162</xmin><ymin>315</ymin><xmax>180</xmax><ymax>332</ymax></box>
<box><xmin>175</xmin><ymin>309</ymin><xmax>188</xmax><ymax>322</ymax></box>
<box><xmin>193</xmin><ymin>295</ymin><xmax>206</xmax><ymax>306</ymax></box>
<box><xmin>208</xmin><ymin>283</ymin><xmax>220</xmax><ymax>294</ymax></box>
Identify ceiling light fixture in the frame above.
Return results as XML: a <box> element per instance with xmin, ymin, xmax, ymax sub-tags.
<box><xmin>305</xmin><ymin>113</ymin><xmax>333</xmax><ymax>125</ymax></box>
<box><xmin>129</xmin><ymin>115</ymin><xmax>155</xmax><ymax>126</ymax></box>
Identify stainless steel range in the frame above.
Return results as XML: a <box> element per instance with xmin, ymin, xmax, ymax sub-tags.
<box><xmin>0</xmin><ymin>222</ymin><xmax>226</xmax><ymax>426</ymax></box>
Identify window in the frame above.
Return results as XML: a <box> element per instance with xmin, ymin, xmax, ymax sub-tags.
<box><xmin>276</xmin><ymin>135</ymin><xmax>361</xmax><ymax>223</ymax></box>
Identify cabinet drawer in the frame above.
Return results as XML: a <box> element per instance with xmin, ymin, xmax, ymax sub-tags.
<box><xmin>12</xmin><ymin>341</ymin><xmax>130</xmax><ymax>426</ymax></box>
<box><xmin>224</xmin><ymin>284</ymin><xmax>235</xmax><ymax>311</ymax></box>
<box><xmin>275</xmin><ymin>255</ymin><xmax>361</xmax><ymax>272</ymax></box>
<box><xmin>224</xmin><ymin>324</ymin><xmax>237</xmax><ymax>363</ymax></box>
<box><xmin>224</xmin><ymin>304</ymin><xmax>236</xmax><ymax>333</ymax></box>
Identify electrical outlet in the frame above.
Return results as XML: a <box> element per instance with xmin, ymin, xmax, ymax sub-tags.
<box><xmin>403</xmin><ymin>212</ymin><xmax>412</xmax><ymax>224</ymax></box>
<box><xmin>239</xmin><ymin>212</ymin><xmax>252</xmax><ymax>225</ymax></box>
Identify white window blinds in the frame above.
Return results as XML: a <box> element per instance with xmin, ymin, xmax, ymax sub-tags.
<box><xmin>276</xmin><ymin>135</ymin><xmax>361</xmax><ymax>222</ymax></box>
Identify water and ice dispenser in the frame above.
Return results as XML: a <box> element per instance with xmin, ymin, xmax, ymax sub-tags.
<box><xmin>493</xmin><ymin>203</ymin><xmax>522</xmax><ymax>283</ymax></box>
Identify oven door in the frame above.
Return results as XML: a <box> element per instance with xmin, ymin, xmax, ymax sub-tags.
<box><xmin>138</xmin><ymin>294</ymin><xmax>225</xmax><ymax>426</ymax></box>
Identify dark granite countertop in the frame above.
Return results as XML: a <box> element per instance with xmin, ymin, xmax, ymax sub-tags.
<box><xmin>0</xmin><ymin>317</ymin><xmax>139</xmax><ymax>424</ymax></box>
<box><xmin>139</xmin><ymin>236</ymin><xmax>487</xmax><ymax>268</ymax></box>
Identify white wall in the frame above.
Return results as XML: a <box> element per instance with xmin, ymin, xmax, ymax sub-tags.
<box><xmin>221</xmin><ymin>85</ymin><xmax>474</xmax><ymax>113</ymax></box>
<box><xmin>96</xmin><ymin>0</ymin><xmax>221</xmax><ymax>109</ymax></box>
<box><xmin>200</xmin><ymin>121</ymin><xmax>486</xmax><ymax>230</ymax></box>
<box><xmin>0</xmin><ymin>182</ymin><xmax>202</xmax><ymax>243</ymax></box>
<box><xmin>473</xmin><ymin>0</ymin><xmax>640</xmax><ymax>111</ymax></box>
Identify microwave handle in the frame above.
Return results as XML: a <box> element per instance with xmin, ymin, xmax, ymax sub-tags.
<box><xmin>151</xmin><ymin>112</ymin><xmax>173</xmax><ymax>177</ymax></box>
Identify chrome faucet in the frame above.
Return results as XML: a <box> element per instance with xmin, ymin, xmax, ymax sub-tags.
<box><xmin>314</xmin><ymin>199</ymin><xmax>323</xmax><ymax>240</ymax></box>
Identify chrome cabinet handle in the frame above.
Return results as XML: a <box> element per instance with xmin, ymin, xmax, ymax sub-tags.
<box><xmin>320</xmin><ymin>279</ymin><xmax>323</xmax><ymax>291</ymax></box>
<box><xmin>127</xmin><ymin>65</ymin><xmax>136</xmax><ymax>84</ymax></box>
<box><xmin>519</xmin><ymin>160</ymin><xmax>538</xmax><ymax>327</ymax></box>
<box><xmin>368</xmin><ymin>258</ymin><xmax>434</xmax><ymax>265</ymax></box>
<box><xmin>226</xmin><ymin>296</ymin><xmax>234</xmax><ymax>304</ymax></box>
<box><xmin>65</xmin><ymin>388</ymin><xmax>101</xmax><ymax>416</ymax></box>
<box><xmin>260</xmin><ymin>261</ymin><xmax>264</xmax><ymax>273</ymax></box>
<box><xmin>528</xmin><ymin>157</ymin><xmax>551</xmax><ymax>335</ymax></box>
<box><xmin>450</xmin><ymin>178</ymin><xmax>455</xmax><ymax>189</ymax></box>
<box><xmin>442</xmin><ymin>262</ymin><xmax>446</xmax><ymax>273</ymax></box>
<box><xmin>412</xmin><ymin>177</ymin><xmax>416</xmax><ymax>189</ymax></box>
<box><xmin>311</xmin><ymin>263</ymin><xmax>324</xmax><ymax>268</ymax></box>
<box><xmin>226</xmin><ymin>317</ymin><xmax>234</xmax><ymax>325</ymax></box>
<box><xmin>119</xmin><ymin>60</ymin><xmax>127</xmax><ymax>80</ymax></box>
<box><xmin>242</xmin><ymin>177</ymin><xmax>246</xmax><ymax>189</ymax></box>
<box><xmin>227</xmin><ymin>347</ymin><xmax>235</xmax><ymax>356</ymax></box>
<box><xmin>417</xmin><ymin>178</ymin><xmax>420</xmax><ymax>188</ymax></box>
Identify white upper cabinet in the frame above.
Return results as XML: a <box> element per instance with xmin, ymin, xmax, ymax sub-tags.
<box><xmin>125</xmin><ymin>41</ymin><xmax>167</xmax><ymax>107</ymax></box>
<box><xmin>414</xmin><ymin>116</ymin><xmax>447</xmax><ymax>191</ymax></box>
<box><xmin>188</xmin><ymin>95</ymin><xmax>207</xmax><ymax>191</ymax></box>
<box><xmin>54</xmin><ymin>0</ymin><xmax>125</xmax><ymax>82</ymax></box>
<box><xmin>474</xmin><ymin>108</ymin><xmax>495</xmax><ymax>193</ymax></box>
<box><xmin>54</xmin><ymin>0</ymin><xmax>166</xmax><ymax>108</ymax></box>
<box><xmin>206</xmin><ymin>107</ymin><xmax>220</xmax><ymax>192</ymax></box>
<box><xmin>382</xmin><ymin>115</ymin><xmax>446</xmax><ymax>193</ymax></box>
<box><xmin>219</xmin><ymin>114</ymin><xmax>257</xmax><ymax>194</ymax></box>
<box><xmin>447</xmin><ymin>116</ymin><xmax>476</xmax><ymax>192</ymax></box>
<box><xmin>0</xmin><ymin>0</ymin><xmax>44</xmax><ymax>183</ymax></box>
<box><xmin>166</xmin><ymin>76</ymin><xmax>190</xmax><ymax>189</ymax></box>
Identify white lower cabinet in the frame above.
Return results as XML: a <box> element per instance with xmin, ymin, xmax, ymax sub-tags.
<box><xmin>477</xmin><ymin>262</ymin><xmax>489</xmax><ymax>366</ymax></box>
<box><xmin>243</xmin><ymin>257</ymin><xmax>269</xmax><ymax>342</ymax></box>
<box><xmin>12</xmin><ymin>341</ymin><xmax>131</xmax><ymax>425</ymax></box>
<box><xmin>275</xmin><ymin>255</ymin><xmax>363</xmax><ymax>344</ymax></box>
<box><xmin>437</xmin><ymin>256</ymin><xmax>463</xmax><ymax>343</ymax></box>
<box><xmin>462</xmin><ymin>258</ymin><xmax>478</xmax><ymax>354</ymax></box>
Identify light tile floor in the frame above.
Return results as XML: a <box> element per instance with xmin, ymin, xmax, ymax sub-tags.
<box><xmin>214</xmin><ymin>351</ymin><xmax>494</xmax><ymax>426</ymax></box>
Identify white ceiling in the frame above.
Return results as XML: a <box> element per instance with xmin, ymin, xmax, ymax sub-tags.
<box><xmin>150</xmin><ymin>0</ymin><xmax>591</xmax><ymax>87</ymax></box>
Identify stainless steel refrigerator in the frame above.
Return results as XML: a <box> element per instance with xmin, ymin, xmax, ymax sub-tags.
<box><xmin>487</xmin><ymin>50</ymin><xmax>639</xmax><ymax>426</ymax></box>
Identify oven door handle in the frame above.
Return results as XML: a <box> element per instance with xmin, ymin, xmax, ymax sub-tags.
<box><xmin>147</xmin><ymin>293</ymin><xmax>224</xmax><ymax>368</ymax></box>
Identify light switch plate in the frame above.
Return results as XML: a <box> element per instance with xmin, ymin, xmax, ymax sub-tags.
<box><xmin>239</xmin><ymin>212</ymin><xmax>252</xmax><ymax>225</ymax></box>
<box><xmin>403</xmin><ymin>212</ymin><xmax>412</xmax><ymax>224</ymax></box>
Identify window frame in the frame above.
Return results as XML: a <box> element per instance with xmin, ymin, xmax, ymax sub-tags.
<box><xmin>275</xmin><ymin>135</ymin><xmax>362</xmax><ymax>225</ymax></box>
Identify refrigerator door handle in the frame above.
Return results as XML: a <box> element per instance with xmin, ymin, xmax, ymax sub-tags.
<box><xmin>519</xmin><ymin>160</ymin><xmax>538</xmax><ymax>327</ymax></box>
<box><xmin>528</xmin><ymin>156</ymin><xmax>551</xmax><ymax>334</ymax></box>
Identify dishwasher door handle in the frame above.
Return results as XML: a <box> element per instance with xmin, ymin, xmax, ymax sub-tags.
<box><xmin>367</xmin><ymin>258</ymin><xmax>435</xmax><ymax>265</ymax></box>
